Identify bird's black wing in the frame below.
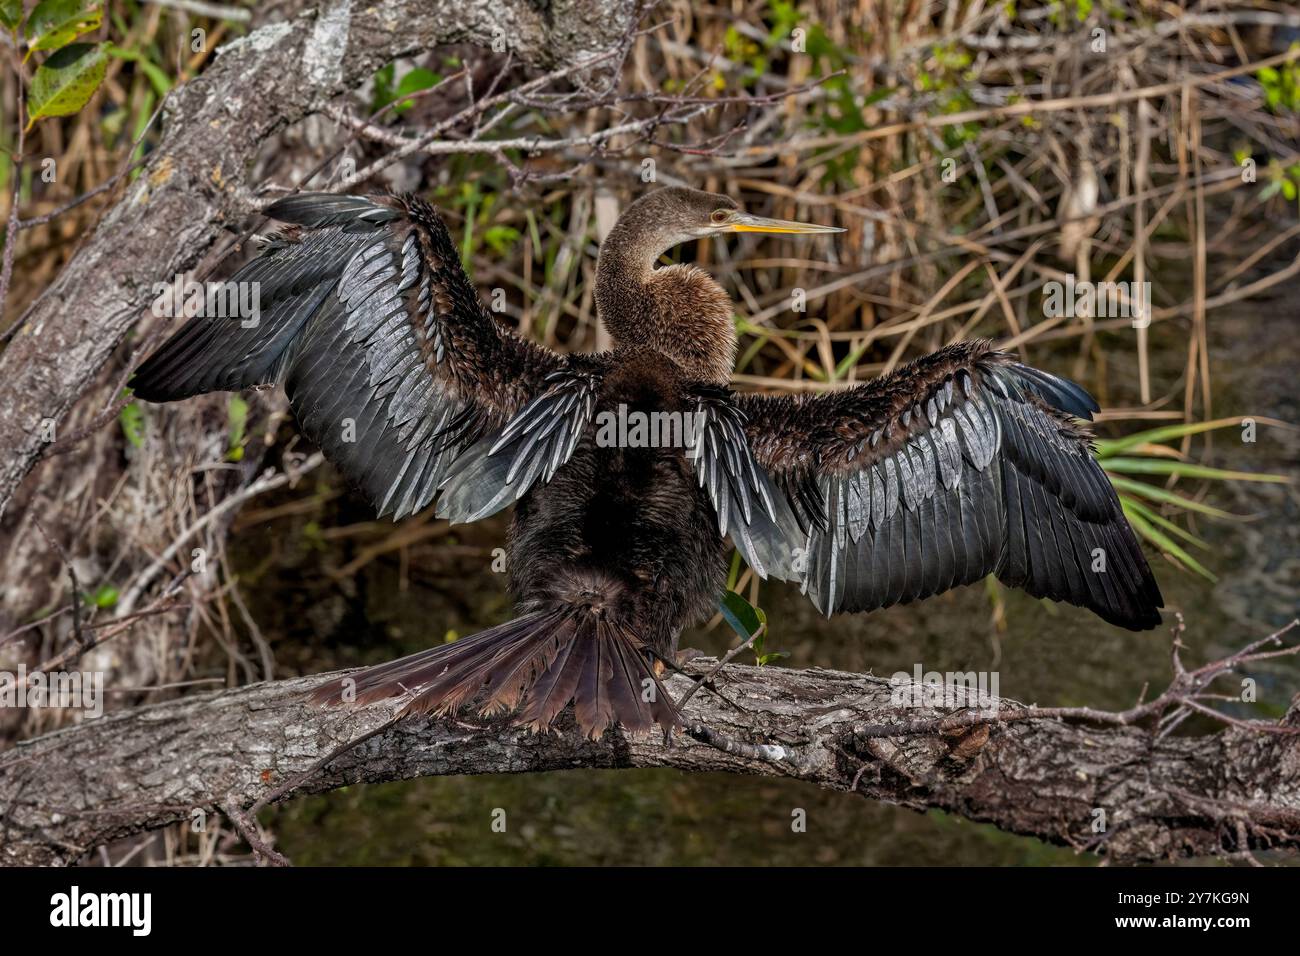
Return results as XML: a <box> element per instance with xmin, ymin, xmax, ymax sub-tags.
<box><xmin>132</xmin><ymin>193</ymin><xmax>564</xmax><ymax>519</ymax></box>
<box><xmin>737</xmin><ymin>340</ymin><xmax>1164</xmax><ymax>630</ymax></box>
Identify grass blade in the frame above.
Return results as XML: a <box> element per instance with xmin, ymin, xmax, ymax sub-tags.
<box><xmin>1101</xmin><ymin>457</ymin><xmax>1290</xmax><ymax>483</ymax></box>
<box><xmin>1120</xmin><ymin>496</ymin><xmax>1210</xmax><ymax>550</ymax></box>
<box><xmin>1093</xmin><ymin>416</ymin><xmax>1288</xmax><ymax>458</ymax></box>
<box><xmin>1106</xmin><ymin>475</ymin><xmax>1237</xmax><ymax>518</ymax></box>
<box><xmin>1122</xmin><ymin>500</ymin><xmax>1217</xmax><ymax>581</ymax></box>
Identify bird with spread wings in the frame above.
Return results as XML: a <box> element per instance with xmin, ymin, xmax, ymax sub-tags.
<box><xmin>133</xmin><ymin>187</ymin><xmax>1162</xmax><ymax>738</ymax></box>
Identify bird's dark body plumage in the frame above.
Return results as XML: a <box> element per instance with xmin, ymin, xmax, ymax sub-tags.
<box><xmin>133</xmin><ymin>187</ymin><xmax>1163</xmax><ymax>738</ymax></box>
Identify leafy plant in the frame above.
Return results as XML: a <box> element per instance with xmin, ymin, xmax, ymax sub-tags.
<box><xmin>481</xmin><ymin>224</ymin><xmax>521</xmax><ymax>256</ymax></box>
<box><xmin>25</xmin><ymin>0</ymin><xmax>100</xmax><ymax>57</ymax></box>
<box><xmin>1259</xmin><ymin>158</ymin><xmax>1300</xmax><ymax>203</ymax></box>
<box><xmin>439</xmin><ymin>180</ymin><xmax>521</xmax><ymax>265</ymax></box>
<box><xmin>723</xmin><ymin>24</ymin><xmax>766</xmax><ymax>87</ymax></box>
<box><xmin>26</xmin><ymin>41</ymin><xmax>106</xmax><ymax>128</ymax></box>
<box><xmin>1046</xmin><ymin>0</ymin><xmax>1095</xmax><ymax>26</ymax></box>
<box><xmin>719</xmin><ymin>589</ymin><xmax>787</xmax><ymax>666</ymax></box>
<box><xmin>750</xmin><ymin>627</ymin><xmax>789</xmax><ymax>666</ymax></box>
<box><xmin>1096</xmin><ymin>418</ymin><xmax>1291</xmax><ymax>580</ymax></box>
<box><xmin>784</xmin><ymin>9</ymin><xmax>883</xmax><ymax>187</ymax></box>
<box><xmin>2</xmin><ymin>1</ymin><xmax>110</xmax><ymax>130</ymax></box>
<box><xmin>1257</xmin><ymin>49</ymin><xmax>1300</xmax><ymax>114</ymax></box>
<box><xmin>916</xmin><ymin>44</ymin><xmax>979</xmax><ymax>148</ymax></box>
<box><xmin>0</xmin><ymin>1</ymin><xmax>22</xmax><ymax>33</ymax></box>
<box><xmin>372</xmin><ymin>63</ymin><xmax>442</xmax><ymax>115</ymax></box>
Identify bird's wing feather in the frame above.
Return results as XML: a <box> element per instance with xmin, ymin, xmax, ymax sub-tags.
<box><xmin>685</xmin><ymin>386</ymin><xmax>805</xmax><ymax>581</ymax></box>
<box><xmin>738</xmin><ymin>340</ymin><xmax>1164</xmax><ymax>630</ymax></box>
<box><xmin>132</xmin><ymin>193</ymin><xmax>563</xmax><ymax>519</ymax></box>
<box><xmin>437</xmin><ymin>366</ymin><xmax>601</xmax><ymax>524</ymax></box>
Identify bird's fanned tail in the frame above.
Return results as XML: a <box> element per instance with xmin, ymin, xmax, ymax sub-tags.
<box><xmin>310</xmin><ymin>606</ymin><xmax>680</xmax><ymax>738</ymax></box>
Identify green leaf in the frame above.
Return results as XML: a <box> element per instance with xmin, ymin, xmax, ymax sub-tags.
<box><xmin>26</xmin><ymin>42</ymin><xmax>107</xmax><ymax>128</ymax></box>
<box><xmin>226</xmin><ymin>394</ymin><xmax>248</xmax><ymax>462</ymax></box>
<box><xmin>90</xmin><ymin>584</ymin><xmax>119</xmax><ymax>609</ymax></box>
<box><xmin>119</xmin><ymin>401</ymin><xmax>145</xmax><ymax>448</ymax></box>
<box><xmin>25</xmin><ymin>0</ymin><xmax>101</xmax><ymax>56</ymax></box>
<box><xmin>0</xmin><ymin>0</ymin><xmax>24</xmax><ymax>32</ymax></box>
<box><xmin>392</xmin><ymin>67</ymin><xmax>440</xmax><ymax>113</ymax></box>
<box><xmin>482</xmin><ymin>225</ymin><xmax>519</xmax><ymax>256</ymax></box>
<box><xmin>372</xmin><ymin>65</ymin><xmax>441</xmax><ymax>114</ymax></box>
<box><xmin>719</xmin><ymin>590</ymin><xmax>763</xmax><ymax>639</ymax></box>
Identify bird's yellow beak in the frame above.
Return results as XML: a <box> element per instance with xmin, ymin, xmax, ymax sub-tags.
<box><xmin>722</xmin><ymin>212</ymin><xmax>845</xmax><ymax>235</ymax></box>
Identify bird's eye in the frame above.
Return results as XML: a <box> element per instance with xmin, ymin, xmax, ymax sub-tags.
<box><xmin>710</xmin><ymin>209</ymin><xmax>730</xmax><ymax>224</ymax></box>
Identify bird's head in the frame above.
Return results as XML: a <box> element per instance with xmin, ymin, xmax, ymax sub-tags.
<box><xmin>595</xmin><ymin>186</ymin><xmax>843</xmax><ymax>382</ymax></box>
<box><xmin>609</xmin><ymin>186</ymin><xmax>844</xmax><ymax>263</ymax></box>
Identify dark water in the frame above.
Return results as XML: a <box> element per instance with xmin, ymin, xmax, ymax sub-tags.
<box><xmin>239</xmin><ymin>271</ymin><xmax>1298</xmax><ymax>866</ymax></box>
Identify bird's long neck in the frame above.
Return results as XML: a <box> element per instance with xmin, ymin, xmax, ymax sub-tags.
<box><xmin>595</xmin><ymin>227</ymin><xmax>736</xmax><ymax>385</ymax></box>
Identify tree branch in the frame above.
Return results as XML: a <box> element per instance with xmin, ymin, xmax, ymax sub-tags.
<box><xmin>3</xmin><ymin>629</ymin><xmax>1298</xmax><ymax>866</ymax></box>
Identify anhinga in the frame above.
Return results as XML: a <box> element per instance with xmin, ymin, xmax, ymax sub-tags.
<box><xmin>133</xmin><ymin>187</ymin><xmax>1163</xmax><ymax>738</ymax></box>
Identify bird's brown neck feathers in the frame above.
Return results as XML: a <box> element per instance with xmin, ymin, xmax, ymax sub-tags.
<box><xmin>595</xmin><ymin>216</ymin><xmax>736</xmax><ymax>385</ymax></box>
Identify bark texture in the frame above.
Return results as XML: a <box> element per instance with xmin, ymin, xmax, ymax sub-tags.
<box><xmin>2</xmin><ymin>660</ymin><xmax>1297</xmax><ymax>865</ymax></box>
<box><xmin>0</xmin><ymin>0</ymin><xmax>638</xmax><ymax>519</ymax></box>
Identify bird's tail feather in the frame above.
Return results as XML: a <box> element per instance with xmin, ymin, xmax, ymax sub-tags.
<box><xmin>311</xmin><ymin>607</ymin><xmax>680</xmax><ymax>738</ymax></box>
